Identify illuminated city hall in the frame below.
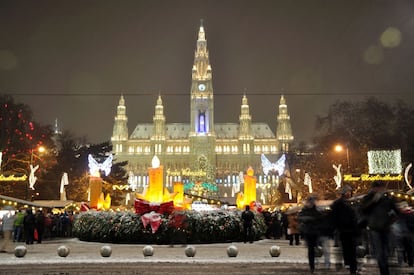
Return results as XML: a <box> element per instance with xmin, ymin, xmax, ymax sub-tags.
<box><xmin>111</xmin><ymin>22</ymin><xmax>294</xmax><ymax>202</ymax></box>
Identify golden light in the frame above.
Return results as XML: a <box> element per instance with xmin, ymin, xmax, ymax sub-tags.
<box><xmin>334</xmin><ymin>144</ymin><xmax>344</xmax><ymax>153</ymax></box>
<box><xmin>151</xmin><ymin>155</ymin><xmax>160</xmax><ymax>168</ymax></box>
<box><xmin>37</xmin><ymin>146</ymin><xmax>46</xmax><ymax>154</ymax></box>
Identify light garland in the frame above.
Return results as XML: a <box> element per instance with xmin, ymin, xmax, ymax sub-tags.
<box><xmin>261</xmin><ymin>154</ymin><xmax>285</xmax><ymax>176</ymax></box>
<box><xmin>368</xmin><ymin>149</ymin><xmax>402</xmax><ymax>174</ymax></box>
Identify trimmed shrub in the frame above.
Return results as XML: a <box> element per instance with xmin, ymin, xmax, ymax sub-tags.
<box><xmin>73</xmin><ymin>209</ymin><xmax>266</xmax><ymax>244</ymax></box>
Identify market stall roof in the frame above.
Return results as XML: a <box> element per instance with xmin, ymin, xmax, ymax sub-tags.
<box><xmin>0</xmin><ymin>194</ymin><xmax>73</xmax><ymax>208</ymax></box>
<box><xmin>0</xmin><ymin>194</ymin><xmax>44</xmax><ymax>207</ymax></box>
<box><xmin>32</xmin><ymin>200</ymin><xmax>74</xmax><ymax>208</ymax></box>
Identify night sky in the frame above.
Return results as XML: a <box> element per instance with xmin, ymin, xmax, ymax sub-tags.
<box><xmin>1</xmin><ymin>1</ymin><xmax>413</xmax><ymax>144</ymax></box>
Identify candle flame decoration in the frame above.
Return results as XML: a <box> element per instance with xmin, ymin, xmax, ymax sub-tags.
<box><xmin>152</xmin><ymin>155</ymin><xmax>160</xmax><ymax>168</ymax></box>
<box><xmin>88</xmin><ymin>154</ymin><xmax>113</xmax><ymax>210</ymax></box>
<box><xmin>135</xmin><ymin>155</ymin><xmax>177</xmax><ymax>206</ymax></box>
<box><xmin>236</xmin><ymin>167</ymin><xmax>257</xmax><ymax>210</ymax></box>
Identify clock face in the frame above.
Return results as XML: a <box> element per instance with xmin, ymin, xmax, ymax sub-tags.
<box><xmin>198</xmin><ymin>84</ymin><xmax>206</xmax><ymax>91</ymax></box>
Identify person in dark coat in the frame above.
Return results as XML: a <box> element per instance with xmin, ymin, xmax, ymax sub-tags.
<box><xmin>241</xmin><ymin>205</ymin><xmax>255</xmax><ymax>243</ymax></box>
<box><xmin>391</xmin><ymin>201</ymin><xmax>414</xmax><ymax>267</ymax></box>
<box><xmin>23</xmin><ymin>209</ymin><xmax>36</xmax><ymax>245</ymax></box>
<box><xmin>35</xmin><ymin>210</ymin><xmax>45</xmax><ymax>244</ymax></box>
<box><xmin>360</xmin><ymin>181</ymin><xmax>398</xmax><ymax>275</ymax></box>
<box><xmin>298</xmin><ymin>196</ymin><xmax>323</xmax><ymax>274</ymax></box>
<box><xmin>331</xmin><ymin>185</ymin><xmax>359</xmax><ymax>274</ymax></box>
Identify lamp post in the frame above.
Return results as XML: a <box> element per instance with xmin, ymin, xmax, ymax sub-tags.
<box><xmin>27</xmin><ymin>146</ymin><xmax>45</xmax><ymax>200</ymax></box>
<box><xmin>30</xmin><ymin>146</ymin><xmax>45</xmax><ymax>165</ymax></box>
<box><xmin>334</xmin><ymin>144</ymin><xmax>350</xmax><ymax>170</ymax></box>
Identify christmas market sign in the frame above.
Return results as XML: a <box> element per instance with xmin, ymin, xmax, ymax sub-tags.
<box><xmin>344</xmin><ymin>174</ymin><xmax>403</xmax><ymax>181</ymax></box>
<box><xmin>0</xmin><ymin>174</ymin><xmax>27</xmax><ymax>181</ymax></box>
<box><xmin>166</xmin><ymin>168</ymin><xmax>206</xmax><ymax>177</ymax></box>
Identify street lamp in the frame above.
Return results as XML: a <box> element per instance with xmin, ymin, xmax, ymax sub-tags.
<box><xmin>334</xmin><ymin>144</ymin><xmax>350</xmax><ymax>170</ymax></box>
<box><xmin>27</xmin><ymin>146</ymin><xmax>46</xmax><ymax>200</ymax></box>
<box><xmin>30</xmin><ymin>146</ymin><xmax>45</xmax><ymax>165</ymax></box>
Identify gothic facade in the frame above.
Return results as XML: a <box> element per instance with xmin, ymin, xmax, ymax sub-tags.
<box><xmin>111</xmin><ymin>22</ymin><xmax>294</xmax><ymax>201</ymax></box>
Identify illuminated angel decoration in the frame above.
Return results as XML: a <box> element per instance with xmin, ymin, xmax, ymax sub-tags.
<box><xmin>405</xmin><ymin>163</ymin><xmax>413</xmax><ymax>190</ymax></box>
<box><xmin>29</xmin><ymin>164</ymin><xmax>39</xmax><ymax>190</ymax></box>
<box><xmin>231</xmin><ymin>182</ymin><xmax>240</xmax><ymax>197</ymax></box>
<box><xmin>60</xmin><ymin>172</ymin><xmax>69</xmax><ymax>200</ymax></box>
<box><xmin>333</xmin><ymin>164</ymin><xmax>342</xmax><ymax>190</ymax></box>
<box><xmin>285</xmin><ymin>178</ymin><xmax>293</xmax><ymax>200</ymax></box>
<box><xmin>304</xmin><ymin>172</ymin><xmax>313</xmax><ymax>193</ymax></box>
<box><xmin>88</xmin><ymin>154</ymin><xmax>113</xmax><ymax>177</ymax></box>
<box><xmin>125</xmin><ymin>193</ymin><xmax>131</xmax><ymax>206</ymax></box>
<box><xmin>261</xmin><ymin>154</ymin><xmax>286</xmax><ymax>176</ymax></box>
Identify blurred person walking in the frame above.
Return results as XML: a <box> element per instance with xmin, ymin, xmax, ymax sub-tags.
<box><xmin>391</xmin><ymin>201</ymin><xmax>414</xmax><ymax>267</ymax></box>
<box><xmin>360</xmin><ymin>181</ymin><xmax>398</xmax><ymax>275</ymax></box>
<box><xmin>331</xmin><ymin>185</ymin><xmax>359</xmax><ymax>274</ymax></box>
<box><xmin>0</xmin><ymin>207</ymin><xmax>15</xmax><ymax>252</ymax></box>
<box><xmin>298</xmin><ymin>196</ymin><xmax>323</xmax><ymax>274</ymax></box>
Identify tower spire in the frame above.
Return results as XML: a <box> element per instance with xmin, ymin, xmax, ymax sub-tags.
<box><xmin>276</xmin><ymin>95</ymin><xmax>294</xmax><ymax>152</ymax></box>
<box><xmin>153</xmin><ymin>94</ymin><xmax>166</xmax><ymax>139</ymax></box>
<box><xmin>111</xmin><ymin>94</ymin><xmax>129</xmax><ymax>143</ymax></box>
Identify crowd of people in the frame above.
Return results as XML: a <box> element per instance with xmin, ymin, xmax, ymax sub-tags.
<box><xmin>264</xmin><ymin>180</ymin><xmax>414</xmax><ymax>275</ymax></box>
<box><xmin>1</xmin><ymin>181</ymin><xmax>413</xmax><ymax>275</ymax></box>
<box><xmin>0</xmin><ymin>209</ymin><xmax>74</xmax><ymax>252</ymax></box>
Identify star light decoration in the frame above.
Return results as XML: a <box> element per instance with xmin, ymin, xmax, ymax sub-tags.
<box><xmin>367</xmin><ymin>149</ymin><xmax>402</xmax><ymax>174</ymax></box>
<box><xmin>88</xmin><ymin>154</ymin><xmax>113</xmax><ymax>177</ymax></box>
<box><xmin>261</xmin><ymin>154</ymin><xmax>286</xmax><ymax>176</ymax></box>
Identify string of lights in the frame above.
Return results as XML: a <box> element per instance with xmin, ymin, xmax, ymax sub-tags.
<box><xmin>8</xmin><ymin>90</ymin><xmax>414</xmax><ymax>96</ymax></box>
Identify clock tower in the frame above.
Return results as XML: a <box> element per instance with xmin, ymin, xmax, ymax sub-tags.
<box><xmin>189</xmin><ymin>20</ymin><xmax>216</xmax><ymax>167</ymax></box>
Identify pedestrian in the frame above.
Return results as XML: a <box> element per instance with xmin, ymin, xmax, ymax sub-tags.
<box><xmin>360</xmin><ymin>181</ymin><xmax>398</xmax><ymax>275</ymax></box>
<box><xmin>391</xmin><ymin>201</ymin><xmax>414</xmax><ymax>267</ymax></box>
<box><xmin>298</xmin><ymin>196</ymin><xmax>323</xmax><ymax>274</ymax></box>
<box><xmin>287</xmin><ymin>210</ymin><xmax>301</xmax><ymax>245</ymax></box>
<box><xmin>331</xmin><ymin>185</ymin><xmax>359</xmax><ymax>274</ymax></box>
<box><xmin>241</xmin><ymin>205</ymin><xmax>255</xmax><ymax>243</ymax></box>
<box><xmin>13</xmin><ymin>209</ymin><xmax>24</xmax><ymax>242</ymax></box>
<box><xmin>23</xmin><ymin>209</ymin><xmax>36</xmax><ymax>245</ymax></box>
<box><xmin>0</xmin><ymin>207</ymin><xmax>15</xmax><ymax>252</ymax></box>
<box><xmin>35</xmin><ymin>210</ymin><xmax>45</xmax><ymax>244</ymax></box>
<box><xmin>262</xmin><ymin>209</ymin><xmax>272</xmax><ymax>239</ymax></box>
<box><xmin>318</xmin><ymin>207</ymin><xmax>334</xmax><ymax>270</ymax></box>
